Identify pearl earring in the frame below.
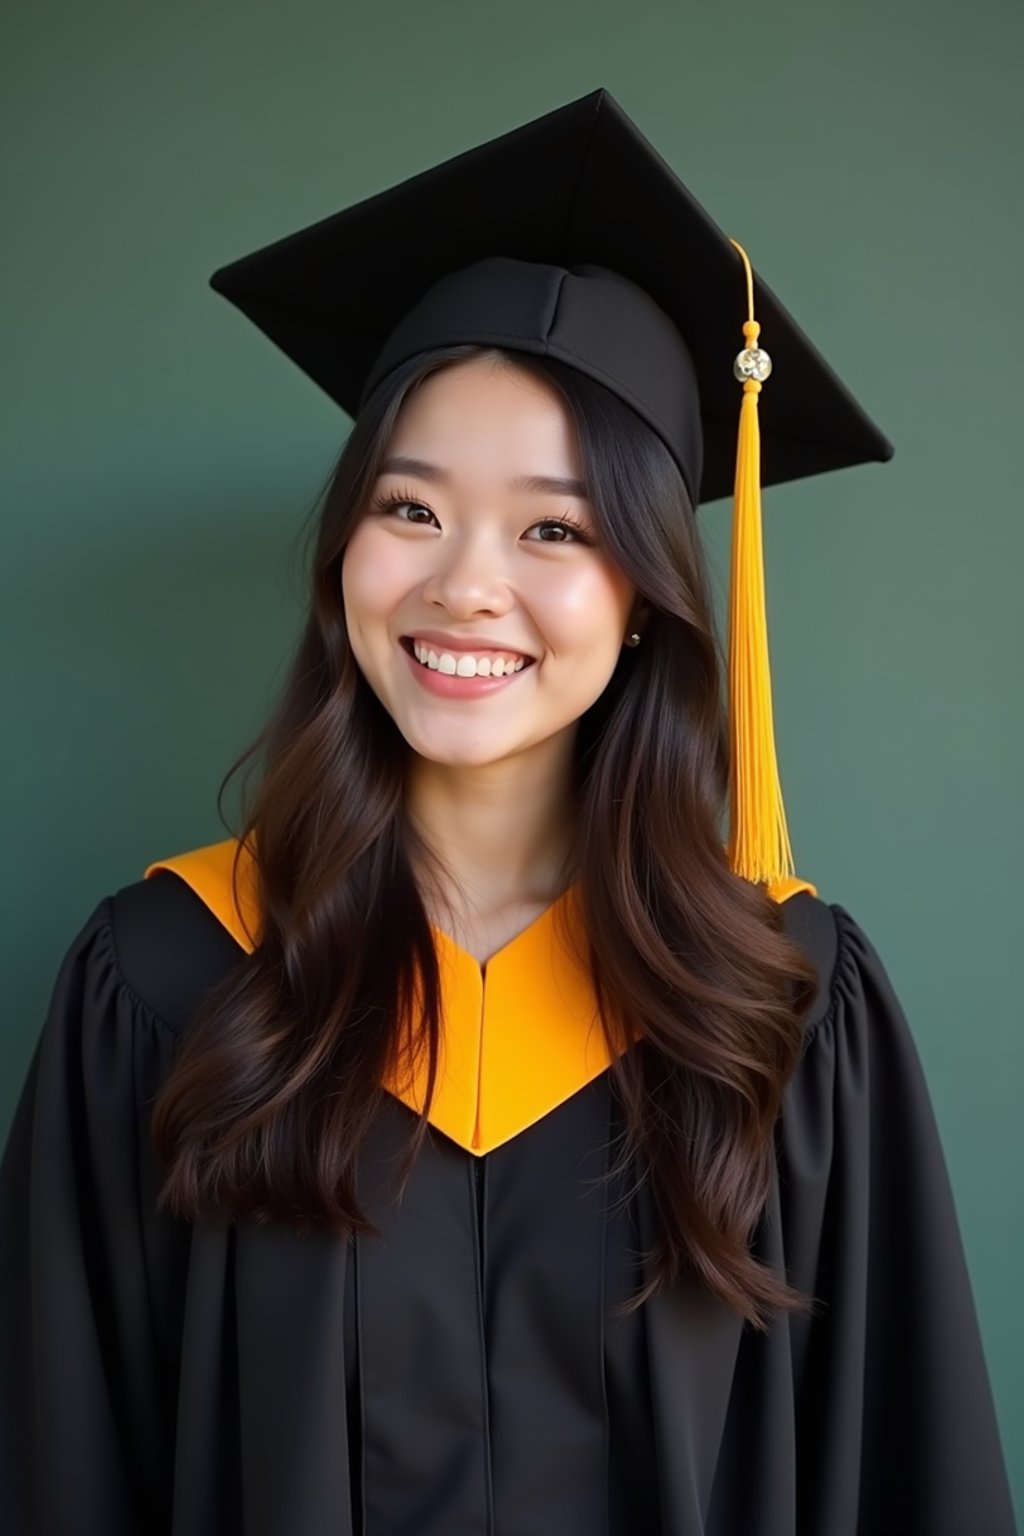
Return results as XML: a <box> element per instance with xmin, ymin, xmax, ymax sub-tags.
<box><xmin>624</xmin><ymin>631</ymin><xmax>641</xmax><ymax>647</ymax></box>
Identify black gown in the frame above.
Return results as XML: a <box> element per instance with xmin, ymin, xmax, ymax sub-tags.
<box><xmin>0</xmin><ymin>866</ymin><xmax>1016</xmax><ymax>1535</ymax></box>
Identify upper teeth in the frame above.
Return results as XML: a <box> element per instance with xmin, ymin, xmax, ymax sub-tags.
<box><xmin>411</xmin><ymin>641</ymin><xmax>528</xmax><ymax>677</ymax></box>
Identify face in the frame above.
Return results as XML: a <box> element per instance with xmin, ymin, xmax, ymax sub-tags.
<box><xmin>341</xmin><ymin>355</ymin><xmax>642</xmax><ymax>773</ymax></box>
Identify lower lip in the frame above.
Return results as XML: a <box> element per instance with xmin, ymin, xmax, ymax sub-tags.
<box><xmin>400</xmin><ymin>641</ymin><xmax>534</xmax><ymax>698</ymax></box>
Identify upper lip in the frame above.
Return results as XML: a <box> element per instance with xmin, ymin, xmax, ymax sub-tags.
<box><xmin>403</xmin><ymin>629</ymin><xmax>535</xmax><ymax>660</ymax></box>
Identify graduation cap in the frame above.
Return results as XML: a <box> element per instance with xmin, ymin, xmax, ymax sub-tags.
<box><xmin>208</xmin><ymin>86</ymin><xmax>894</xmax><ymax>894</ymax></box>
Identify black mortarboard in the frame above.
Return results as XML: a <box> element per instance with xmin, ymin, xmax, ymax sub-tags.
<box><xmin>207</xmin><ymin>87</ymin><xmax>894</xmax><ymax>896</ymax></box>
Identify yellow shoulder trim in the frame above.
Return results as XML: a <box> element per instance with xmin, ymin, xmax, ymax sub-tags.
<box><xmin>144</xmin><ymin>836</ymin><xmax>817</xmax><ymax>952</ymax></box>
<box><xmin>144</xmin><ymin>837</ymin><xmax>261</xmax><ymax>953</ymax></box>
<box><xmin>766</xmin><ymin>873</ymin><xmax>818</xmax><ymax>902</ymax></box>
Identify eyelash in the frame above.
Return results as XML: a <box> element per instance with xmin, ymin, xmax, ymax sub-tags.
<box><xmin>368</xmin><ymin>488</ymin><xmax>595</xmax><ymax>545</ymax></box>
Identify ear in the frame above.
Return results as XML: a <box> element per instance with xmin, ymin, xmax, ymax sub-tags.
<box><xmin>630</xmin><ymin>599</ymin><xmax>653</xmax><ymax>635</ymax></box>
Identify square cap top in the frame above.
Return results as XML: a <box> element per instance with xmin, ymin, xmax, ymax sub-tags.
<box><xmin>209</xmin><ymin>87</ymin><xmax>893</xmax><ymax>506</ymax></box>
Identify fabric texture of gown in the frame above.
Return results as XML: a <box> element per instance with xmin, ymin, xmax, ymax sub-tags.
<box><xmin>0</xmin><ymin>847</ymin><xmax>1017</xmax><ymax>1535</ymax></box>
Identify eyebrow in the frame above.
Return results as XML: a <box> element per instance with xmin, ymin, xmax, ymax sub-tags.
<box><xmin>378</xmin><ymin>455</ymin><xmax>590</xmax><ymax>499</ymax></box>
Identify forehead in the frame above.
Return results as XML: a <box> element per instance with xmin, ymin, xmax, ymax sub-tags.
<box><xmin>385</xmin><ymin>358</ymin><xmax>581</xmax><ymax>481</ymax></box>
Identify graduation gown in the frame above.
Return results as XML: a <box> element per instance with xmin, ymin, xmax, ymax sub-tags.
<box><xmin>0</xmin><ymin>839</ymin><xmax>1016</xmax><ymax>1536</ymax></box>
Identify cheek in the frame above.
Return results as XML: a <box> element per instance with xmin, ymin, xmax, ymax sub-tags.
<box><xmin>341</xmin><ymin>527</ymin><xmax>408</xmax><ymax>617</ymax></box>
<box><xmin>538</xmin><ymin>562</ymin><xmax>633</xmax><ymax>649</ymax></box>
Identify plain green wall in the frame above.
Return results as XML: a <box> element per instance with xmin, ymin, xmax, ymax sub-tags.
<box><xmin>3</xmin><ymin>0</ymin><xmax>1021</xmax><ymax>1515</ymax></box>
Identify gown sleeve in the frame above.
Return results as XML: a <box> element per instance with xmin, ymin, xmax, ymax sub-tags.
<box><xmin>0</xmin><ymin>897</ymin><xmax>188</xmax><ymax>1536</ymax></box>
<box><xmin>778</xmin><ymin>902</ymin><xmax>1018</xmax><ymax>1536</ymax></box>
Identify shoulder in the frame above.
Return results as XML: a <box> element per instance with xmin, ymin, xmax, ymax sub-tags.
<box><xmin>108</xmin><ymin>869</ymin><xmax>248</xmax><ymax>1037</ymax></box>
<box><xmin>776</xmin><ymin>889</ymin><xmax>842</xmax><ymax>1041</ymax></box>
<box><xmin>778</xmin><ymin>889</ymin><xmax>921</xmax><ymax>1084</ymax></box>
<box><xmin>777</xmin><ymin>889</ymin><xmax>895</xmax><ymax>1053</ymax></box>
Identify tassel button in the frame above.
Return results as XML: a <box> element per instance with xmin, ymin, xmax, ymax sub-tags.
<box><xmin>733</xmin><ymin>346</ymin><xmax>773</xmax><ymax>382</ymax></box>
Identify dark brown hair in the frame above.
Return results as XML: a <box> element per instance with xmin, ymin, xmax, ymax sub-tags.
<box><xmin>150</xmin><ymin>343</ymin><xmax>821</xmax><ymax>1332</ymax></box>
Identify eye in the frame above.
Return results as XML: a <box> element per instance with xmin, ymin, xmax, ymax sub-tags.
<box><xmin>526</xmin><ymin>515</ymin><xmax>594</xmax><ymax>545</ymax></box>
<box><xmin>370</xmin><ymin>491</ymin><xmax>595</xmax><ymax>545</ymax></box>
<box><xmin>370</xmin><ymin>493</ymin><xmax>439</xmax><ymax>526</ymax></box>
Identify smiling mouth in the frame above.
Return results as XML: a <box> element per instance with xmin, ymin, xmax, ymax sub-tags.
<box><xmin>399</xmin><ymin>636</ymin><xmax>536</xmax><ymax>674</ymax></box>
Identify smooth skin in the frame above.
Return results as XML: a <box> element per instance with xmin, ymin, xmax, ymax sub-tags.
<box><xmin>341</xmin><ymin>354</ymin><xmax>649</xmax><ymax>949</ymax></box>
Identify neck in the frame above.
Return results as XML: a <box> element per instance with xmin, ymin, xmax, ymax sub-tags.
<box><xmin>403</xmin><ymin>739</ymin><xmax>578</xmax><ymax>914</ymax></box>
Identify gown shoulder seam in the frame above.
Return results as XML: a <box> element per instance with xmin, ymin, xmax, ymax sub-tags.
<box><xmin>799</xmin><ymin>902</ymin><xmax>854</xmax><ymax>1052</ymax></box>
<box><xmin>101</xmin><ymin>893</ymin><xmax>182</xmax><ymax>1039</ymax></box>
<box><xmin>108</xmin><ymin>871</ymin><xmax>247</xmax><ymax>1039</ymax></box>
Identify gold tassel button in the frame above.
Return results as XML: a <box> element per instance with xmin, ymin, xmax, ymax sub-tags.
<box><xmin>733</xmin><ymin>319</ymin><xmax>773</xmax><ymax>383</ymax></box>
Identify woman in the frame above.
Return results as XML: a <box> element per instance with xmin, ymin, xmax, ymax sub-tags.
<box><xmin>1</xmin><ymin>89</ymin><xmax>1016</xmax><ymax>1535</ymax></box>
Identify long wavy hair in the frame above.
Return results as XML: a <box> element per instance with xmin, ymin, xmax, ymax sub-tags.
<box><xmin>150</xmin><ymin>343</ymin><xmax>822</xmax><ymax>1332</ymax></box>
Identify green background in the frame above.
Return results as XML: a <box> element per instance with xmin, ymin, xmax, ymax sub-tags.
<box><xmin>3</xmin><ymin>0</ymin><xmax>1020</xmax><ymax>1514</ymax></box>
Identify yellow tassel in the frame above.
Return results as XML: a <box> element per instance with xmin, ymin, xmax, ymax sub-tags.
<box><xmin>725</xmin><ymin>239</ymin><xmax>797</xmax><ymax>890</ymax></box>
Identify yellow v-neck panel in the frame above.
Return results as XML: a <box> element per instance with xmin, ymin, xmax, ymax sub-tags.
<box><xmin>420</xmin><ymin>889</ymin><xmax>613</xmax><ymax>1152</ymax></box>
<box><xmin>143</xmin><ymin>837</ymin><xmax>817</xmax><ymax>1154</ymax></box>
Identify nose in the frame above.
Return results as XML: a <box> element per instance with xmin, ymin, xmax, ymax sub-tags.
<box><xmin>420</xmin><ymin>527</ymin><xmax>514</xmax><ymax>615</ymax></box>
